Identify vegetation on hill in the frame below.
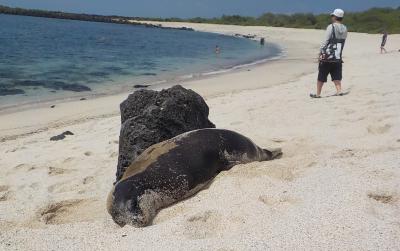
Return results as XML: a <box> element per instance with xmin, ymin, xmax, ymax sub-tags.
<box><xmin>1</xmin><ymin>5</ymin><xmax>399</xmax><ymax>34</ymax></box>
<box><xmin>0</xmin><ymin>5</ymin><xmax>194</xmax><ymax>31</ymax></box>
<box><xmin>0</xmin><ymin>5</ymin><xmax>132</xmax><ymax>23</ymax></box>
<box><xmin>155</xmin><ymin>7</ymin><xmax>400</xmax><ymax>34</ymax></box>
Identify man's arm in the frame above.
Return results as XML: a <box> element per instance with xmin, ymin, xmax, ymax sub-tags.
<box><xmin>320</xmin><ymin>25</ymin><xmax>333</xmax><ymax>53</ymax></box>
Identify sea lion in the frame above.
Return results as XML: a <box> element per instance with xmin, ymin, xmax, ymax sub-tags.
<box><xmin>107</xmin><ymin>128</ymin><xmax>282</xmax><ymax>227</ymax></box>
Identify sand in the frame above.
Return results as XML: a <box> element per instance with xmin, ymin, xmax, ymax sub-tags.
<box><xmin>0</xmin><ymin>23</ymin><xmax>399</xmax><ymax>250</ymax></box>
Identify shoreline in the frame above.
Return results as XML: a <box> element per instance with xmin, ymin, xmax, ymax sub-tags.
<box><xmin>0</xmin><ymin>51</ymin><xmax>303</xmax><ymax>141</ymax></box>
<box><xmin>0</xmin><ymin>42</ymin><xmax>283</xmax><ymax>116</ymax></box>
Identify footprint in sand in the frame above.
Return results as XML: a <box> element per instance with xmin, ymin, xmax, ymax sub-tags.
<box><xmin>154</xmin><ymin>202</ymin><xmax>190</xmax><ymax>225</ymax></box>
<box><xmin>11</xmin><ymin>164</ymin><xmax>37</xmax><ymax>173</ymax></box>
<box><xmin>13</xmin><ymin>164</ymin><xmax>30</xmax><ymax>170</ymax></box>
<box><xmin>0</xmin><ymin>192</ymin><xmax>11</xmax><ymax>202</ymax></box>
<box><xmin>30</xmin><ymin>183</ymin><xmax>40</xmax><ymax>189</ymax></box>
<box><xmin>109</xmin><ymin>140</ymin><xmax>119</xmax><ymax>145</ymax></box>
<box><xmin>264</xmin><ymin>165</ymin><xmax>297</xmax><ymax>182</ymax></box>
<box><xmin>368</xmin><ymin>192</ymin><xmax>396</xmax><ymax>204</ymax></box>
<box><xmin>0</xmin><ymin>185</ymin><xmax>11</xmax><ymax>202</ymax></box>
<box><xmin>48</xmin><ymin>180</ymin><xmax>80</xmax><ymax>194</ymax></box>
<box><xmin>109</xmin><ymin>152</ymin><xmax>118</xmax><ymax>158</ymax></box>
<box><xmin>62</xmin><ymin>157</ymin><xmax>75</xmax><ymax>164</ymax></box>
<box><xmin>0</xmin><ymin>186</ymin><xmax>14</xmax><ymax>202</ymax></box>
<box><xmin>367</xmin><ymin>124</ymin><xmax>392</xmax><ymax>135</ymax></box>
<box><xmin>13</xmin><ymin>164</ymin><xmax>25</xmax><ymax>170</ymax></box>
<box><xmin>377</xmin><ymin>115</ymin><xmax>394</xmax><ymax>122</ymax></box>
<box><xmin>184</xmin><ymin>210</ymin><xmax>223</xmax><ymax>239</ymax></box>
<box><xmin>48</xmin><ymin>166</ymin><xmax>73</xmax><ymax>176</ymax></box>
<box><xmin>216</xmin><ymin>248</ymin><xmax>236</xmax><ymax>251</ymax></box>
<box><xmin>7</xmin><ymin>146</ymin><xmax>27</xmax><ymax>153</ymax></box>
<box><xmin>38</xmin><ymin>199</ymin><xmax>101</xmax><ymax>224</ymax></box>
<box><xmin>0</xmin><ymin>185</ymin><xmax>9</xmax><ymax>193</ymax></box>
<box><xmin>82</xmin><ymin>176</ymin><xmax>94</xmax><ymax>185</ymax></box>
<box><xmin>84</xmin><ymin>151</ymin><xmax>93</xmax><ymax>157</ymax></box>
<box><xmin>258</xmin><ymin>194</ymin><xmax>299</xmax><ymax>208</ymax></box>
<box><xmin>271</xmin><ymin>138</ymin><xmax>285</xmax><ymax>143</ymax></box>
<box><xmin>332</xmin><ymin>149</ymin><xmax>355</xmax><ymax>159</ymax></box>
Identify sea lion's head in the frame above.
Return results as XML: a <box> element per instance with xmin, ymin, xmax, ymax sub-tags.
<box><xmin>107</xmin><ymin>180</ymin><xmax>149</xmax><ymax>228</ymax></box>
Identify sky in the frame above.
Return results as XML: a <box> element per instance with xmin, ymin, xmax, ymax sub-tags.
<box><xmin>1</xmin><ymin>0</ymin><xmax>399</xmax><ymax>18</ymax></box>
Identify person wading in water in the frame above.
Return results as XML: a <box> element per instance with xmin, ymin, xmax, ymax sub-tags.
<box><xmin>310</xmin><ymin>9</ymin><xmax>348</xmax><ymax>98</ymax></box>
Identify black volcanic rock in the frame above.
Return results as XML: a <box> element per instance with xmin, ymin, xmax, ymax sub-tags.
<box><xmin>14</xmin><ymin>80</ymin><xmax>44</xmax><ymax>87</ymax></box>
<box><xmin>133</xmin><ymin>84</ymin><xmax>150</xmax><ymax>89</ymax></box>
<box><xmin>50</xmin><ymin>131</ymin><xmax>74</xmax><ymax>141</ymax></box>
<box><xmin>50</xmin><ymin>134</ymin><xmax>66</xmax><ymax>141</ymax></box>
<box><xmin>178</xmin><ymin>27</ymin><xmax>194</xmax><ymax>31</ymax></box>
<box><xmin>0</xmin><ymin>88</ymin><xmax>25</xmax><ymax>96</ymax></box>
<box><xmin>14</xmin><ymin>80</ymin><xmax>91</xmax><ymax>92</ymax></box>
<box><xmin>60</xmin><ymin>83</ymin><xmax>91</xmax><ymax>92</ymax></box>
<box><xmin>116</xmin><ymin>85</ymin><xmax>215</xmax><ymax>182</ymax></box>
<box><xmin>63</xmin><ymin>131</ymin><xmax>74</xmax><ymax>136</ymax></box>
<box><xmin>50</xmin><ymin>82</ymin><xmax>91</xmax><ymax>92</ymax></box>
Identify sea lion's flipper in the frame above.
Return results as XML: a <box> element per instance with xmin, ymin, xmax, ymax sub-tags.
<box><xmin>263</xmin><ymin>148</ymin><xmax>282</xmax><ymax>160</ymax></box>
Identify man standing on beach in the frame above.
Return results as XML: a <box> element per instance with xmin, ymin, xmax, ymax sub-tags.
<box><xmin>311</xmin><ymin>9</ymin><xmax>348</xmax><ymax>98</ymax></box>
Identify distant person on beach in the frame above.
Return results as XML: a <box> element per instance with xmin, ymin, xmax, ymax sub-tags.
<box><xmin>380</xmin><ymin>31</ymin><xmax>388</xmax><ymax>54</ymax></box>
<box><xmin>215</xmin><ymin>45</ymin><xmax>220</xmax><ymax>54</ymax></box>
<box><xmin>260</xmin><ymin>38</ymin><xmax>265</xmax><ymax>46</ymax></box>
<box><xmin>310</xmin><ymin>9</ymin><xmax>348</xmax><ymax>98</ymax></box>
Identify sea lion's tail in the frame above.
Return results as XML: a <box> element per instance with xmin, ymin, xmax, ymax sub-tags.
<box><xmin>263</xmin><ymin>148</ymin><xmax>283</xmax><ymax>160</ymax></box>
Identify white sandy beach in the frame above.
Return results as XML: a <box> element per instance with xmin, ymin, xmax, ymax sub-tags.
<box><xmin>0</xmin><ymin>23</ymin><xmax>399</xmax><ymax>250</ymax></box>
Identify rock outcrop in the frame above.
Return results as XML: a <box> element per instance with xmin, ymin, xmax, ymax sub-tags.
<box><xmin>50</xmin><ymin>131</ymin><xmax>74</xmax><ymax>141</ymax></box>
<box><xmin>0</xmin><ymin>88</ymin><xmax>25</xmax><ymax>96</ymax></box>
<box><xmin>116</xmin><ymin>85</ymin><xmax>215</xmax><ymax>182</ymax></box>
<box><xmin>14</xmin><ymin>80</ymin><xmax>91</xmax><ymax>92</ymax></box>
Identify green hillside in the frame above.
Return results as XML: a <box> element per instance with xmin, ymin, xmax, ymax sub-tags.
<box><xmin>159</xmin><ymin>7</ymin><xmax>400</xmax><ymax>34</ymax></box>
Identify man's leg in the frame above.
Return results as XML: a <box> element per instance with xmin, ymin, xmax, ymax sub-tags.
<box><xmin>317</xmin><ymin>81</ymin><xmax>324</xmax><ymax>96</ymax></box>
<box><xmin>332</xmin><ymin>62</ymin><xmax>343</xmax><ymax>95</ymax></box>
<box><xmin>333</xmin><ymin>80</ymin><xmax>342</xmax><ymax>94</ymax></box>
<box><xmin>312</xmin><ymin>62</ymin><xmax>328</xmax><ymax>97</ymax></box>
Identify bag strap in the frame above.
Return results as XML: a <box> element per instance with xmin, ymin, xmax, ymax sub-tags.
<box><xmin>331</xmin><ymin>24</ymin><xmax>346</xmax><ymax>43</ymax></box>
<box><xmin>331</xmin><ymin>24</ymin><xmax>336</xmax><ymax>40</ymax></box>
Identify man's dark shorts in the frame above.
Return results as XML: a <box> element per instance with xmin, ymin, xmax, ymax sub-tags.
<box><xmin>318</xmin><ymin>61</ymin><xmax>342</xmax><ymax>82</ymax></box>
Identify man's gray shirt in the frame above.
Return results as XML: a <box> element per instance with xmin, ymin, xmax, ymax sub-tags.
<box><xmin>320</xmin><ymin>23</ymin><xmax>348</xmax><ymax>52</ymax></box>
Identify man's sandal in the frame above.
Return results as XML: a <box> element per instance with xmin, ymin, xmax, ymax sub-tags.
<box><xmin>310</xmin><ymin>94</ymin><xmax>321</xmax><ymax>98</ymax></box>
